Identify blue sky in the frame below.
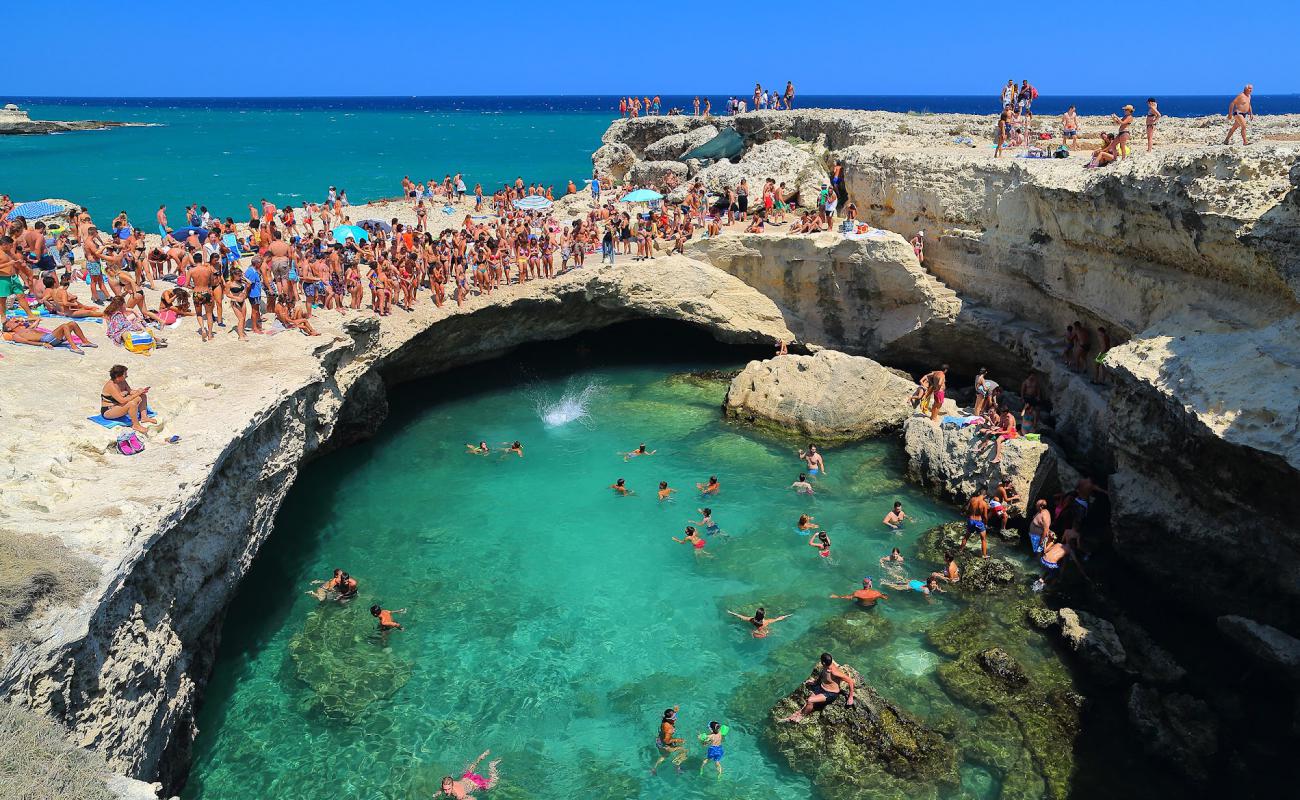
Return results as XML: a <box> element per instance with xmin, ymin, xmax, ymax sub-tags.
<box><xmin>10</xmin><ymin>1</ymin><xmax>1298</xmax><ymax>96</ymax></box>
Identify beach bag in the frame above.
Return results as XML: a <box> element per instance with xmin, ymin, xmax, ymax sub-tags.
<box><xmin>123</xmin><ymin>329</ymin><xmax>156</xmax><ymax>354</ymax></box>
<box><xmin>115</xmin><ymin>430</ymin><xmax>144</xmax><ymax>456</ymax></box>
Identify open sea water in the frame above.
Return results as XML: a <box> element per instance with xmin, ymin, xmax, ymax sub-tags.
<box><xmin>3</xmin><ymin>94</ymin><xmax>1297</xmax><ymax>227</ymax></box>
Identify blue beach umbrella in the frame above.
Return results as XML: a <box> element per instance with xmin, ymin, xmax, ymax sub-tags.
<box><xmin>170</xmin><ymin>226</ymin><xmax>208</xmax><ymax>241</ymax></box>
<box><xmin>513</xmin><ymin>195</ymin><xmax>553</xmax><ymax>211</ymax></box>
<box><xmin>333</xmin><ymin>224</ymin><xmax>369</xmax><ymax>243</ymax></box>
<box><xmin>6</xmin><ymin>200</ymin><xmax>65</xmax><ymax>221</ymax></box>
<box><xmin>620</xmin><ymin>189</ymin><xmax>663</xmax><ymax>203</ymax></box>
<box><xmin>358</xmin><ymin>218</ymin><xmax>391</xmax><ymax>232</ymax></box>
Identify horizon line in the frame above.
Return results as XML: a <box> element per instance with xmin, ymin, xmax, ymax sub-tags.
<box><xmin>8</xmin><ymin>92</ymin><xmax>1299</xmax><ymax>101</ymax></box>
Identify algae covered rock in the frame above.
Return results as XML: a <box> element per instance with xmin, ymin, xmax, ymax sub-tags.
<box><xmin>976</xmin><ymin>647</ymin><xmax>1029</xmax><ymax>690</ymax></box>
<box><xmin>724</xmin><ymin>351</ymin><xmax>915</xmax><ymax>442</ymax></box>
<box><xmin>916</xmin><ymin>521</ymin><xmax>1023</xmax><ymax>595</ymax></box>
<box><xmin>1058</xmin><ymin>608</ymin><xmax>1129</xmax><ymax>683</ymax></box>
<box><xmin>289</xmin><ymin>604</ymin><xmax>414</xmax><ymax>718</ymax></box>
<box><xmin>765</xmin><ymin>665</ymin><xmax>957</xmax><ymax>800</ymax></box>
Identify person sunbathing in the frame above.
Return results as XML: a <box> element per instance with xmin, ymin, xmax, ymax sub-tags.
<box><xmin>100</xmin><ymin>363</ymin><xmax>153</xmax><ymax>433</ymax></box>
<box><xmin>273</xmin><ymin>300</ymin><xmax>320</xmax><ymax>336</ymax></box>
<box><xmin>39</xmin><ymin>274</ymin><xmax>103</xmax><ymax>317</ymax></box>
<box><xmin>2</xmin><ymin>317</ymin><xmax>96</xmax><ymax>354</ymax></box>
<box><xmin>1086</xmin><ymin>133</ymin><xmax>1118</xmax><ymax>169</ymax></box>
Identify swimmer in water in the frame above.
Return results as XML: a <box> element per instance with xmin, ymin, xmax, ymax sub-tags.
<box><xmin>883</xmin><ymin>501</ymin><xmax>908</xmax><ymax>530</ymax></box>
<box><xmin>692</xmin><ymin>508</ymin><xmax>723</xmax><ymax>536</ymax></box>
<box><xmin>610</xmin><ymin>478</ymin><xmax>633</xmax><ymax>496</ymax></box>
<box><xmin>465</xmin><ymin>441</ymin><xmax>489</xmax><ymax>455</ymax></box>
<box><xmin>809</xmin><ymin>530</ymin><xmax>832</xmax><ymax>560</ymax></box>
<box><xmin>440</xmin><ymin>750</ymin><xmax>501</xmax><ymax>798</ymax></box>
<box><xmin>930</xmin><ymin>550</ymin><xmax>961</xmax><ymax>584</ymax></box>
<box><xmin>624</xmin><ymin>443</ymin><xmax>657</xmax><ymax>461</ymax></box>
<box><xmin>307</xmin><ymin>568</ymin><xmax>343</xmax><ymax>601</ymax></box>
<box><xmin>698</xmin><ymin>720</ymin><xmax>727</xmax><ymax>777</ymax></box>
<box><xmin>334</xmin><ymin>571</ymin><xmax>358</xmax><ymax>602</ymax></box>
<box><xmin>370</xmin><ymin>604</ymin><xmax>406</xmax><ymax>631</ymax></box>
<box><xmin>673</xmin><ymin>525</ymin><xmax>712</xmax><ymax>556</ymax></box>
<box><xmin>651</xmin><ymin>706</ymin><xmax>688</xmax><ymax>775</ymax></box>
<box><xmin>879</xmin><ymin>547</ymin><xmax>904</xmax><ymax>567</ymax></box>
<box><xmin>696</xmin><ymin>475</ymin><xmax>720</xmax><ymax>496</ymax></box>
<box><xmin>830</xmin><ymin>577</ymin><xmax>889</xmax><ymax>606</ymax></box>
<box><xmin>882</xmin><ymin>575</ymin><xmax>945</xmax><ymax>597</ymax></box>
<box><xmin>798</xmin><ymin>444</ymin><xmax>827</xmax><ymax>476</ymax></box>
<box><xmin>726</xmin><ymin>606</ymin><xmax>791</xmax><ymax>638</ymax></box>
<box><xmin>791</xmin><ymin>474</ymin><xmax>815</xmax><ymax>495</ymax></box>
<box><xmin>657</xmin><ymin>481</ymin><xmax>676</xmax><ymax>501</ymax></box>
<box><xmin>503</xmin><ymin>440</ymin><xmax>524</xmax><ymax>458</ymax></box>
<box><xmin>797</xmin><ymin>514</ymin><xmax>817</xmax><ymax>531</ymax></box>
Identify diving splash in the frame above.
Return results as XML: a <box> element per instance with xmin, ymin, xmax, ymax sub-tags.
<box><xmin>535</xmin><ymin>379</ymin><xmax>603</xmax><ymax>428</ymax></box>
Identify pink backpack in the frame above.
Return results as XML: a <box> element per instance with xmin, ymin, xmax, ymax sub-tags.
<box><xmin>115</xmin><ymin>430</ymin><xmax>145</xmax><ymax>455</ymax></box>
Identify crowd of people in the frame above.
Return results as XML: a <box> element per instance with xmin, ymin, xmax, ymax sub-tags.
<box><xmin>616</xmin><ymin>83</ymin><xmax>796</xmax><ymax>119</ymax></box>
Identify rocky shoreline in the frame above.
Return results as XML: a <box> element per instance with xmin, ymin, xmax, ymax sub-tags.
<box><xmin>0</xmin><ymin>106</ymin><xmax>140</xmax><ymax>135</ymax></box>
<box><xmin>1</xmin><ymin>108</ymin><xmax>1298</xmax><ymax>797</ymax></box>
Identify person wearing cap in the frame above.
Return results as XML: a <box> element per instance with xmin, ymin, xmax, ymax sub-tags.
<box><xmin>830</xmin><ymin>577</ymin><xmax>889</xmax><ymax>606</ymax></box>
<box><xmin>910</xmin><ymin>230</ymin><xmax>925</xmax><ymax>263</ymax></box>
<box><xmin>1111</xmin><ymin>105</ymin><xmax>1135</xmax><ymax>158</ymax></box>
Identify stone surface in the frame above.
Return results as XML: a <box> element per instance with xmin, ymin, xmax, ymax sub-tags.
<box><xmin>1126</xmin><ymin>685</ymin><xmax>1218</xmax><ymax>781</ymax></box>
<box><xmin>976</xmin><ymin>647</ymin><xmax>1029</xmax><ymax>690</ymax></box>
<box><xmin>1057</xmin><ymin>608</ymin><xmax>1128</xmax><ymax>682</ymax></box>
<box><xmin>903</xmin><ymin>416</ymin><xmax>1065</xmax><ymax>514</ymax></box>
<box><xmin>0</xmin><ymin>106</ymin><xmax>139</xmax><ymax>135</ymax></box>
<box><xmin>643</xmin><ymin>124</ymin><xmax>718</xmax><ymax>161</ymax></box>
<box><xmin>694</xmin><ymin>138</ymin><xmax>825</xmax><ymax>204</ymax></box>
<box><xmin>626</xmin><ymin>159</ymin><xmax>687</xmax><ymax>189</ymax></box>
<box><xmin>723</xmin><ymin>351</ymin><xmax>915</xmax><ymax>441</ymax></box>
<box><xmin>591</xmin><ymin>141</ymin><xmax>635</xmax><ymax>182</ymax></box>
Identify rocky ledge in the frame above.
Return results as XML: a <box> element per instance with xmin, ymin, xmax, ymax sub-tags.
<box><xmin>0</xmin><ymin>107</ymin><xmax>140</xmax><ymax>135</ymax></box>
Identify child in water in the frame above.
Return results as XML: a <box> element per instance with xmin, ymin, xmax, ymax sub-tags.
<box><xmin>809</xmin><ymin>530</ymin><xmax>832</xmax><ymax>561</ymax></box>
<box><xmin>464</xmin><ymin>441</ymin><xmax>489</xmax><ymax>455</ymax></box>
<box><xmin>698</xmin><ymin>721</ymin><xmax>727</xmax><ymax>777</ymax></box>
<box><xmin>610</xmin><ymin>478</ymin><xmax>632</xmax><ymax>496</ymax></box>
<box><xmin>797</xmin><ymin>514</ymin><xmax>817</xmax><ymax>531</ymax></box>
<box><xmin>370</xmin><ymin>604</ymin><xmax>406</xmax><ymax>631</ymax></box>
<box><xmin>657</xmin><ymin>481</ymin><xmax>676</xmax><ymax>501</ymax></box>
<box><xmin>624</xmin><ymin>443</ymin><xmax>656</xmax><ymax>461</ymax></box>
<box><xmin>673</xmin><ymin>526</ymin><xmax>712</xmax><ymax>557</ymax></box>
<box><xmin>440</xmin><ymin>750</ymin><xmax>501</xmax><ymax>798</ymax></box>
<box><xmin>696</xmin><ymin>475</ymin><xmax>720</xmax><ymax>496</ymax></box>
<box><xmin>693</xmin><ymin>508</ymin><xmax>723</xmax><ymax>536</ymax></box>
<box><xmin>504</xmin><ymin>441</ymin><xmax>523</xmax><ymax>458</ymax></box>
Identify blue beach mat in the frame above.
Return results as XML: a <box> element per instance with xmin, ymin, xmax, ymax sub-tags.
<box><xmin>87</xmin><ymin>410</ymin><xmax>155</xmax><ymax>429</ymax></box>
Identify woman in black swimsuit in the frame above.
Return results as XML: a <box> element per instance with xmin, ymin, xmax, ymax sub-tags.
<box><xmin>225</xmin><ymin>266</ymin><xmax>249</xmax><ymax>340</ymax></box>
<box><xmin>779</xmin><ymin>652</ymin><xmax>856</xmax><ymax>722</ymax></box>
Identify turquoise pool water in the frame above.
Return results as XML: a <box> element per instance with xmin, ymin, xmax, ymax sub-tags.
<box><xmin>184</xmin><ymin>345</ymin><xmax>1050</xmax><ymax>800</ymax></box>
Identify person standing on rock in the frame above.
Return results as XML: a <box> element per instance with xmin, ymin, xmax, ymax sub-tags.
<box><xmin>960</xmin><ymin>487</ymin><xmax>991</xmax><ymax>559</ymax></box>
<box><xmin>779</xmin><ymin>652</ymin><xmax>856</xmax><ymax>722</ymax></box>
<box><xmin>784</xmin><ymin>81</ymin><xmax>795</xmax><ymax>110</ymax></box>
<box><xmin>1224</xmin><ymin>84</ymin><xmax>1254</xmax><ymax>145</ymax></box>
<box><xmin>915</xmin><ymin>364</ymin><xmax>948</xmax><ymax>422</ymax></box>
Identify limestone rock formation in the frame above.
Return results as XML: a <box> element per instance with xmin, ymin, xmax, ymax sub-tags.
<box><xmin>1126</xmin><ymin>685</ymin><xmax>1219</xmax><ymax>780</ymax></box>
<box><xmin>695</xmin><ymin>139</ymin><xmax>824</xmax><ymax>204</ymax></box>
<box><xmin>627</xmin><ymin>159</ymin><xmax>687</xmax><ymax>189</ymax></box>
<box><xmin>1057</xmin><ymin>608</ymin><xmax>1128</xmax><ymax>682</ymax></box>
<box><xmin>600</xmin><ymin>115</ymin><xmax>717</xmax><ymax>153</ymax></box>
<box><xmin>903</xmin><ymin>415</ymin><xmax>1066</xmax><ymax>514</ymax></box>
<box><xmin>591</xmin><ymin>142</ymin><xmax>635</xmax><ymax>182</ymax></box>
<box><xmin>643</xmin><ymin>124</ymin><xmax>717</xmax><ymax>161</ymax></box>
<box><xmin>723</xmin><ymin>351</ymin><xmax>915</xmax><ymax>441</ymax></box>
<box><xmin>765</xmin><ymin>665</ymin><xmax>956</xmax><ymax>800</ymax></box>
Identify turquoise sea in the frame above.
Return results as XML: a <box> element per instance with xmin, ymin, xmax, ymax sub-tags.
<box><xmin>181</xmin><ymin>330</ymin><xmax>1080</xmax><ymax>800</ymax></box>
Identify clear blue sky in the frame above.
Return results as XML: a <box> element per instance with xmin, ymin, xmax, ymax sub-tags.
<box><xmin>11</xmin><ymin>1</ymin><xmax>1299</xmax><ymax>96</ymax></box>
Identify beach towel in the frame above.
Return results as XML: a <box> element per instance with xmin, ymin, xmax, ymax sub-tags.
<box><xmin>87</xmin><ymin>412</ymin><xmax>156</xmax><ymax>429</ymax></box>
<box><xmin>941</xmin><ymin>415</ymin><xmax>985</xmax><ymax>428</ymax></box>
<box><xmin>843</xmin><ymin>229</ymin><xmax>891</xmax><ymax>241</ymax></box>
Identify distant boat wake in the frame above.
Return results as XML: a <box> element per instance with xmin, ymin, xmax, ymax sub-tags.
<box><xmin>535</xmin><ymin>379</ymin><xmax>603</xmax><ymax>428</ymax></box>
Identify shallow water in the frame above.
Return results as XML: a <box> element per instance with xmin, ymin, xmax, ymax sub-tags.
<box><xmin>184</xmin><ymin>349</ymin><xmax>1064</xmax><ymax>800</ymax></box>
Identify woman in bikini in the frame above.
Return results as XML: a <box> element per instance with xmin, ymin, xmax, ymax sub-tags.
<box><xmin>780</xmin><ymin>652</ymin><xmax>855</xmax><ymax>722</ymax></box>
<box><xmin>225</xmin><ymin>266</ymin><xmax>249</xmax><ymax>340</ymax></box>
<box><xmin>100</xmin><ymin>364</ymin><xmax>153</xmax><ymax>433</ymax></box>
<box><xmin>809</xmin><ymin>530</ymin><xmax>832</xmax><ymax>561</ymax></box>
<box><xmin>726</xmin><ymin>607</ymin><xmax>791</xmax><ymax>639</ymax></box>
<box><xmin>1111</xmin><ymin>104</ymin><xmax>1135</xmax><ymax>159</ymax></box>
<box><xmin>440</xmin><ymin>750</ymin><xmax>501</xmax><ymax>798</ymax></box>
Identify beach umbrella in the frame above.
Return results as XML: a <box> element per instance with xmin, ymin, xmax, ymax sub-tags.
<box><xmin>332</xmin><ymin>224</ymin><xmax>369</xmax><ymax>243</ymax></box>
<box><xmin>6</xmin><ymin>200</ymin><xmax>65</xmax><ymax>221</ymax></box>
<box><xmin>358</xmin><ymin>218</ymin><xmax>391</xmax><ymax>232</ymax></box>
<box><xmin>513</xmin><ymin>195</ymin><xmax>553</xmax><ymax>211</ymax></box>
<box><xmin>620</xmin><ymin>189</ymin><xmax>663</xmax><ymax>203</ymax></box>
<box><xmin>170</xmin><ymin>226</ymin><xmax>208</xmax><ymax>241</ymax></box>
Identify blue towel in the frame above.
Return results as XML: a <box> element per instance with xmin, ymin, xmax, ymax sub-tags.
<box><xmin>87</xmin><ymin>410</ymin><xmax>155</xmax><ymax>429</ymax></box>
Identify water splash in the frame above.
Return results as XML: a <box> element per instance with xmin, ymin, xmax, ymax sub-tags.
<box><xmin>535</xmin><ymin>379</ymin><xmax>603</xmax><ymax>428</ymax></box>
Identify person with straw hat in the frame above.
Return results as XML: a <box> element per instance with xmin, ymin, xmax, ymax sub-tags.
<box><xmin>1111</xmin><ymin>104</ymin><xmax>1136</xmax><ymax>158</ymax></box>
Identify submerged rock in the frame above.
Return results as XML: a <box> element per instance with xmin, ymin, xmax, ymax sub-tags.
<box><xmin>765</xmin><ymin>665</ymin><xmax>957</xmax><ymax>800</ymax></box>
<box><xmin>915</xmin><ymin>521</ymin><xmax>1024</xmax><ymax>595</ymax></box>
<box><xmin>288</xmin><ymin>605</ymin><xmax>414</xmax><ymax>718</ymax></box>
<box><xmin>976</xmin><ymin>647</ymin><xmax>1030</xmax><ymax>690</ymax></box>
<box><xmin>1126</xmin><ymin>685</ymin><xmax>1219</xmax><ymax>780</ymax></box>
<box><xmin>724</xmin><ymin>351</ymin><xmax>915</xmax><ymax>442</ymax></box>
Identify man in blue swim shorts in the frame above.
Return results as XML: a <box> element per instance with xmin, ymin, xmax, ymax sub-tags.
<box><xmin>799</xmin><ymin>444</ymin><xmax>826</xmax><ymax>477</ymax></box>
<box><xmin>959</xmin><ymin>487</ymin><xmax>990</xmax><ymax>558</ymax></box>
